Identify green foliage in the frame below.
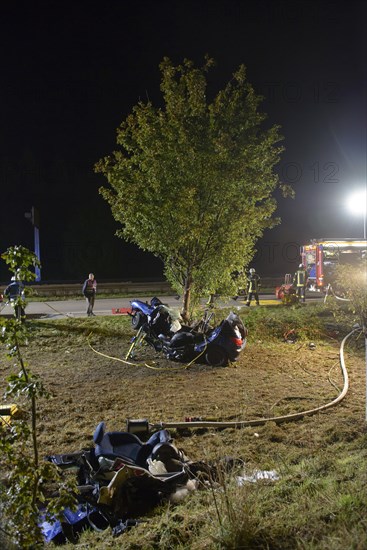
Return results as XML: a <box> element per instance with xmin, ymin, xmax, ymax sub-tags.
<box><xmin>1</xmin><ymin>245</ymin><xmax>41</xmax><ymax>320</ymax></box>
<box><xmin>96</xmin><ymin>57</ymin><xmax>288</xmax><ymax>316</ymax></box>
<box><xmin>328</xmin><ymin>263</ymin><xmax>367</xmax><ymax>329</ymax></box>
<box><xmin>0</xmin><ymin>246</ymin><xmax>76</xmax><ymax>547</ymax></box>
<box><xmin>236</xmin><ymin>303</ymin><xmax>326</xmax><ymax>342</ymax></box>
<box><xmin>0</xmin><ymin>421</ymin><xmax>75</xmax><ymax>548</ymax></box>
<box><xmin>1</xmin><ymin>244</ymin><xmax>41</xmax><ymax>282</ymax></box>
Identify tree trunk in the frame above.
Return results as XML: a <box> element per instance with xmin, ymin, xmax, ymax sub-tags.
<box><xmin>181</xmin><ymin>273</ymin><xmax>192</xmax><ymax>322</ymax></box>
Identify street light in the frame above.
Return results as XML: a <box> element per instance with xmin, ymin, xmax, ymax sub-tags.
<box><xmin>347</xmin><ymin>189</ymin><xmax>367</xmax><ymax>240</ymax></box>
<box><xmin>25</xmin><ymin>206</ymin><xmax>41</xmax><ymax>281</ymax></box>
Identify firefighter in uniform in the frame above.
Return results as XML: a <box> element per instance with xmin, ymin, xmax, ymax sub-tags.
<box><xmin>245</xmin><ymin>268</ymin><xmax>261</xmax><ymax>306</ymax></box>
<box><xmin>4</xmin><ymin>277</ymin><xmax>25</xmax><ymax>321</ymax></box>
<box><xmin>293</xmin><ymin>264</ymin><xmax>308</xmax><ymax>303</ymax></box>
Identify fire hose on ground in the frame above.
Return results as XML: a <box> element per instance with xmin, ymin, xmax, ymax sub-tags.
<box><xmin>9</xmin><ymin>300</ymin><xmax>360</xmax><ymax>433</ymax></box>
<box><xmin>88</xmin><ymin>326</ymin><xmax>361</xmax><ymax>434</ymax></box>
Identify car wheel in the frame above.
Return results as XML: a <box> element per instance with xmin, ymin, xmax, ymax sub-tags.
<box><xmin>205</xmin><ymin>345</ymin><xmax>228</xmax><ymax>367</ymax></box>
<box><xmin>131</xmin><ymin>311</ymin><xmax>146</xmax><ymax>330</ymax></box>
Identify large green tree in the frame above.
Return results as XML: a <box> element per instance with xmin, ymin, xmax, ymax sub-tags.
<box><xmin>96</xmin><ymin>58</ymin><xmax>290</xmax><ymax>318</ymax></box>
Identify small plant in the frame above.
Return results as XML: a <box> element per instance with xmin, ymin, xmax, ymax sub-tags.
<box><xmin>1</xmin><ymin>245</ymin><xmax>41</xmax><ymax>321</ymax></box>
<box><xmin>207</xmin><ymin>465</ymin><xmax>264</xmax><ymax>549</ymax></box>
<box><xmin>0</xmin><ymin>246</ymin><xmax>76</xmax><ymax>547</ymax></box>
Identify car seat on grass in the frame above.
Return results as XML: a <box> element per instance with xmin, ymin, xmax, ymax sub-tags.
<box><xmin>93</xmin><ymin>422</ymin><xmax>180</xmax><ymax>471</ymax></box>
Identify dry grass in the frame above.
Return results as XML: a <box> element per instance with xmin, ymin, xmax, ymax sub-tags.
<box><xmin>1</xmin><ymin>305</ymin><xmax>366</xmax><ymax>548</ymax></box>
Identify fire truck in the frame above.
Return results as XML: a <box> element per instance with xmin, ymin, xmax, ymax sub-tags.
<box><xmin>300</xmin><ymin>239</ymin><xmax>366</xmax><ymax>291</ymax></box>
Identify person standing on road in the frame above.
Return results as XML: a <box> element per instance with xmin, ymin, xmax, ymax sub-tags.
<box><xmin>4</xmin><ymin>276</ymin><xmax>25</xmax><ymax>321</ymax></box>
<box><xmin>293</xmin><ymin>264</ymin><xmax>308</xmax><ymax>303</ymax></box>
<box><xmin>245</xmin><ymin>268</ymin><xmax>261</xmax><ymax>306</ymax></box>
<box><xmin>82</xmin><ymin>273</ymin><xmax>97</xmax><ymax>316</ymax></box>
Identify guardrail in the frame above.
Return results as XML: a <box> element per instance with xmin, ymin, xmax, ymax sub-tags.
<box><xmin>0</xmin><ymin>281</ymin><xmax>174</xmax><ymax>297</ymax></box>
<box><xmin>0</xmin><ymin>277</ymin><xmax>284</xmax><ymax>297</ymax></box>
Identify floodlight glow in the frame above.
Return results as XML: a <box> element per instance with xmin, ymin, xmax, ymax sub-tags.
<box><xmin>347</xmin><ymin>190</ymin><xmax>367</xmax><ymax>215</ymax></box>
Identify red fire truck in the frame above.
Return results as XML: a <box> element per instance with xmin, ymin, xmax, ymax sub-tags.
<box><xmin>300</xmin><ymin>239</ymin><xmax>366</xmax><ymax>291</ymax></box>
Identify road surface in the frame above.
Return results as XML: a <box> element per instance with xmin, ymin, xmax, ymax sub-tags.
<box><xmin>0</xmin><ymin>294</ymin><xmax>291</xmax><ymax>319</ymax></box>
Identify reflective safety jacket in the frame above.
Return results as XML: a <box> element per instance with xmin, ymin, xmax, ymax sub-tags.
<box><xmin>82</xmin><ymin>278</ymin><xmax>97</xmax><ymax>296</ymax></box>
<box><xmin>293</xmin><ymin>269</ymin><xmax>308</xmax><ymax>287</ymax></box>
<box><xmin>4</xmin><ymin>281</ymin><xmax>25</xmax><ymax>300</ymax></box>
<box><xmin>247</xmin><ymin>273</ymin><xmax>261</xmax><ymax>293</ymax></box>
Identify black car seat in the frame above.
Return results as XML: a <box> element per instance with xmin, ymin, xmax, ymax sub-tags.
<box><xmin>93</xmin><ymin>423</ymin><xmax>181</xmax><ymax>471</ymax></box>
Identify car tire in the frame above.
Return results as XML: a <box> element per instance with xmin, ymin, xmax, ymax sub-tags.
<box><xmin>205</xmin><ymin>345</ymin><xmax>228</xmax><ymax>367</ymax></box>
<box><xmin>131</xmin><ymin>312</ymin><xmax>146</xmax><ymax>330</ymax></box>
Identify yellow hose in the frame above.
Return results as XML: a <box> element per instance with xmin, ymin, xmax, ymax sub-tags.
<box><xmin>87</xmin><ymin>334</ymin><xmax>205</xmax><ymax>371</ymax></box>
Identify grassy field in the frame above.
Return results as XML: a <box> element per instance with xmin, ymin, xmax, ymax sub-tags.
<box><xmin>1</xmin><ymin>303</ymin><xmax>366</xmax><ymax>548</ymax></box>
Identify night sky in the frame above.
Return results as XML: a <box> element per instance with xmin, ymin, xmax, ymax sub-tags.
<box><xmin>1</xmin><ymin>0</ymin><xmax>366</xmax><ymax>282</ymax></box>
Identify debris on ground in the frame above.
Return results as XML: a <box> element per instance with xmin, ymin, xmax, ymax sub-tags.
<box><xmin>40</xmin><ymin>422</ymin><xmax>245</xmax><ymax>544</ymax></box>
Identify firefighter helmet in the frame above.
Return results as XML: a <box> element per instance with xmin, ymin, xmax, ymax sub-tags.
<box><xmin>249</xmin><ymin>268</ymin><xmax>255</xmax><ymax>274</ymax></box>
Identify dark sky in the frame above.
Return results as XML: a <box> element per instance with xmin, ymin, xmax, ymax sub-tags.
<box><xmin>1</xmin><ymin>0</ymin><xmax>366</xmax><ymax>281</ymax></box>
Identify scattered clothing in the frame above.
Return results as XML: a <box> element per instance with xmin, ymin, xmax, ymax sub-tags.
<box><xmin>237</xmin><ymin>469</ymin><xmax>280</xmax><ymax>484</ymax></box>
<box><xmin>42</xmin><ymin>424</ymin><xmax>255</xmax><ymax>544</ymax></box>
